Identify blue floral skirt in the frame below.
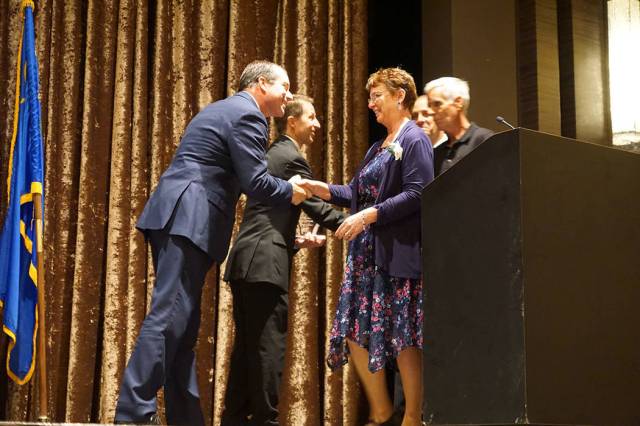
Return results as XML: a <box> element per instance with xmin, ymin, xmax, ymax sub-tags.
<box><xmin>326</xmin><ymin>229</ymin><xmax>423</xmax><ymax>372</ymax></box>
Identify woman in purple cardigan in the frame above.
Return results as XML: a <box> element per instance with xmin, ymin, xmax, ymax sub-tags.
<box><xmin>301</xmin><ymin>68</ymin><xmax>434</xmax><ymax>426</ymax></box>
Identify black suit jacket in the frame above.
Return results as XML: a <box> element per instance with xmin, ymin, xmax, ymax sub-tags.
<box><xmin>224</xmin><ymin>136</ymin><xmax>346</xmax><ymax>291</ymax></box>
<box><xmin>136</xmin><ymin>92</ymin><xmax>292</xmax><ymax>261</ymax></box>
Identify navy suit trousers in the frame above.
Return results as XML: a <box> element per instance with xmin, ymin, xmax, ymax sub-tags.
<box><xmin>115</xmin><ymin>230</ymin><xmax>212</xmax><ymax>425</ymax></box>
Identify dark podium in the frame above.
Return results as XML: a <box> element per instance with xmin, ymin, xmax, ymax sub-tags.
<box><xmin>421</xmin><ymin>129</ymin><xmax>640</xmax><ymax>426</ymax></box>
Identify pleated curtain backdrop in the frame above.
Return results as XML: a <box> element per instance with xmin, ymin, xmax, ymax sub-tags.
<box><xmin>0</xmin><ymin>0</ymin><xmax>369</xmax><ymax>424</ymax></box>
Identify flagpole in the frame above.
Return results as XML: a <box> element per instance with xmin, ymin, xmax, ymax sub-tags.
<box><xmin>34</xmin><ymin>194</ymin><xmax>48</xmax><ymax>422</ymax></box>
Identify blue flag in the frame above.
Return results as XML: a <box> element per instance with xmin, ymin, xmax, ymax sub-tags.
<box><xmin>0</xmin><ymin>1</ymin><xmax>44</xmax><ymax>385</ymax></box>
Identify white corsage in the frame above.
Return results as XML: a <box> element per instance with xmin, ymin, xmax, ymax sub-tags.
<box><xmin>386</xmin><ymin>141</ymin><xmax>403</xmax><ymax>160</ymax></box>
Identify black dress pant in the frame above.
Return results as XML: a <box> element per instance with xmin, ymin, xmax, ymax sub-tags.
<box><xmin>221</xmin><ymin>280</ymin><xmax>289</xmax><ymax>426</ymax></box>
<box><xmin>115</xmin><ymin>231</ymin><xmax>212</xmax><ymax>425</ymax></box>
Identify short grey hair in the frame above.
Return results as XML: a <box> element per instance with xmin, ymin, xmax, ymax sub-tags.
<box><xmin>424</xmin><ymin>77</ymin><xmax>471</xmax><ymax>113</ymax></box>
<box><xmin>238</xmin><ymin>60</ymin><xmax>286</xmax><ymax>91</ymax></box>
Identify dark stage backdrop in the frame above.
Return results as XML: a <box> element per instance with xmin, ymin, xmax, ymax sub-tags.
<box><xmin>0</xmin><ymin>1</ymin><xmax>370</xmax><ymax>424</ymax></box>
<box><xmin>367</xmin><ymin>0</ymin><xmax>422</xmax><ymax>143</ymax></box>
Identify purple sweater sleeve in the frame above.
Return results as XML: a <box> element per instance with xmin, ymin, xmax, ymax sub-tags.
<box><xmin>328</xmin><ymin>182</ymin><xmax>353</xmax><ymax>208</ymax></box>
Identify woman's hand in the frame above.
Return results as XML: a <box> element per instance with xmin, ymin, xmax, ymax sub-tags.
<box><xmin>335</xmin><ymin>207</ymin><xmax>377</xmax><ymax>241</ymax></box>
<box><xmin>298</xmin><ymin>179</ymin><xmax>331</xmax><ymax>200</ymax></box>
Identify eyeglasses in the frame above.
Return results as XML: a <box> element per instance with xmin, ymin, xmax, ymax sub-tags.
<box><xmin>368</xmin><ymin>92</ymin><xmax>385</xmax><ymax>104</ymax></box>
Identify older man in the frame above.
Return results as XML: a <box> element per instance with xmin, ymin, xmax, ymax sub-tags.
<box><xmin>412</xmin><ymin>94</ymin><xmax>447</xmax><ymax>148</ymax></box>
<box><xmin>114</xmin><ymin>61</ymin><xmax>309</xmax><ymax>425</ymax></box>
<box><xmin>425</xmin><ymin>77</ymin><xmax>493</xmax><ymax>175</ymax></box>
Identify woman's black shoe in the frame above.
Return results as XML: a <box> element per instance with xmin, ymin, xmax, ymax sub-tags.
<box><xmin>364</xmin><ymin>415</ymin><xmax>396</xmax><ymax>426</ymax></box>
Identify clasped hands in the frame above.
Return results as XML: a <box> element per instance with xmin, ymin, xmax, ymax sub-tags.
<box><xmin>294</xmin><ymin>178</ymin><xmax>376</xmax><ymax>242</ymax></box>
<box><xmin>289</xmin><ymin>175</ymin><xmax>312</xmax><ymax>205</ymax></box>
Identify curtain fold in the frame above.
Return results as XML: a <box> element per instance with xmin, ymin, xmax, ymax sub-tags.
<box><xmin>96</xmin><ymin>0</ymin><xmax>150</xmax><ymax>422</ymax></box>
<box><xmin>0</xmin><ymin>1</ymin><xmax>368</xmax><ymax>424</ymax></box>
<box><xmin>42</xmin><ymin>0</ymin><xmax>86</xmax><ymax>422</ymax></box>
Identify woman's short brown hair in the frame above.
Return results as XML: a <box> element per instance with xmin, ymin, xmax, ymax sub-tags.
<box><xmin>366</xmin><ymin>67</ymin><xmax>418</xmax><ymax>111</ymax></box>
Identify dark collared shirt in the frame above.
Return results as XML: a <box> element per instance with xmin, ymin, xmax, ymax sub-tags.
<box><xmin>434</xmin><ymin>123</ymin><xmax>493</xmax><ymax>175</ymax></box>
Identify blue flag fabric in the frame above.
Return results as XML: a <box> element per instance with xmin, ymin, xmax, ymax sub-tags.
<box><xmin>0</xmin><ymin>1</ymin><xmax>44</xmax><ymax>385</ymax></box>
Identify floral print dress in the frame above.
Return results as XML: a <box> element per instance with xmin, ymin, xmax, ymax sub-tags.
<box><xmin>327</xmin><ymin>146</ymin><xmax>423</xmax><ymax>373</ymax></box>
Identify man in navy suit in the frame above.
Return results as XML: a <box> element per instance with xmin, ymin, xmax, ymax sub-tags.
<box><xmin>114</xmin><ymin>60</ymin><xmax>310</xmax><ymax>425</ymax></box>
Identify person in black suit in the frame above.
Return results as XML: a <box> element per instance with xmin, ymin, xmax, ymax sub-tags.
<box><xmin>424</xmin><ymin>77</ymin><xmax>493</xmax><ymax>176</ymax></box>
<box><xmin>221</xmin><ymin>95</ymin><xmax>346</xmax><ymax>426</ymax></box>
<box><xmin>114</xmin><ymin>61</ymin><xmax>310</xmax><ymax>426</ymax></box>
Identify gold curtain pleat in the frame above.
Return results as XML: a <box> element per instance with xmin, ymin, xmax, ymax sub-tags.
<box><xmin>96</xmin><ymin>0</ymin><xmax>150</xmax><ymax>423</ymax></box>
<box><xmin>43</xmin><ymin>0</ymin><xmax>87</xmax><ymax>422</ymax></box>
<box><xmin>0</xmin><ymin>1</ymin><xmax>368</xmax><ymax>424</ymax></box>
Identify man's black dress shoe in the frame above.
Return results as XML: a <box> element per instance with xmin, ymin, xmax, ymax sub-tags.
<box><xmin>114</xmin><ymin>413</ymin><xmax>161</xmax><ymax>425</ymax></box>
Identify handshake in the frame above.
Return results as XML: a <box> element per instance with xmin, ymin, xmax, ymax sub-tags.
<box><xmin>289</xmin><ymin>175</ymin><xmax>330</xmax><ymax>205</ymax></box>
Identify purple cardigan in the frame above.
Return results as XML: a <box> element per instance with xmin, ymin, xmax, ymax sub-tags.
<box><xmin>329</xmin><ymin>121</ymin><xmax>434</xmax><ymax>279</ymax></box>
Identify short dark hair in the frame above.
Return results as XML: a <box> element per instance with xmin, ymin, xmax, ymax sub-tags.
<box><xmin>238</xmin><ymin>60</ymin><xmax>285</xmax><ymax>91</ymax></box>
<box><xmin>366</xmin><ymin>67</ymin><xmax>418</xmax><ymax>111</ymax></box>
<box><xmin>274</xmin><ymin>94</ymin><xmax>314</xmax><ymax>134</ymax></box>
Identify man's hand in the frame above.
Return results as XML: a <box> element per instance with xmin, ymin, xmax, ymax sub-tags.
<box><xmin>290</xmin><ymin>174</ymin><xmax>311</xmax><ymax>205</ymax></box>
<box><xmin>291</xmin><ymin>183</ymin><xmax>310</xmax><ymax>205</ymax></box>
<box><xmin>294</xmin><ymin>232</ymin><xmax>326</xmax><ymax>248</ymax></box>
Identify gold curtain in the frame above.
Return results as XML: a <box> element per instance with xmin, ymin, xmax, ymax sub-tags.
<box><xmin>0</xmin><ymin>0</ymin><xmax>369</xmax><ymax>424</ymax></box>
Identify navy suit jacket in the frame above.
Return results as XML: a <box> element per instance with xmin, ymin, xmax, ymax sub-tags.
<box><xmin>136</xmin><ymin>91</ymin><xmax>293</xmax><ymax>261</ymax></box>
<box><xmin>329</xmin><ymin>121</ymin><xmax>434</xmax><ymax>279</ymax></box>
